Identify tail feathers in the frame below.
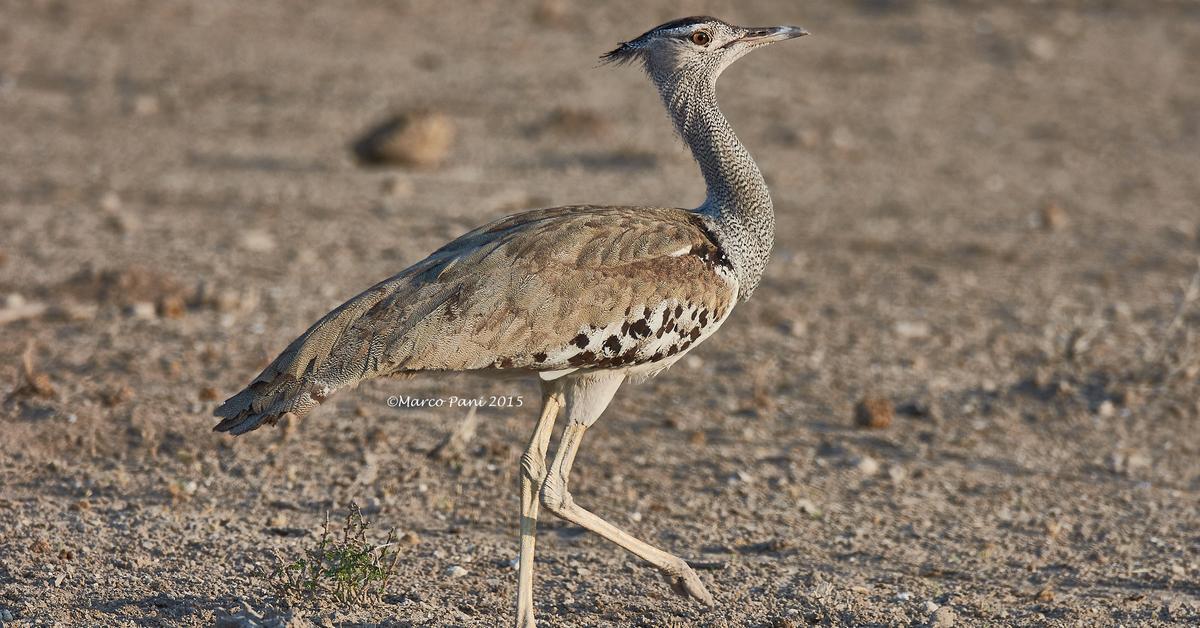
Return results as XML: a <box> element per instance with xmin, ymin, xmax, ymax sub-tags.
<box><xmin>211</xmin><ymin>268</ymin><xmax>419</xmax><ymax>436</ymax></box>
<box><xmin>212</xmin><ymin>373</ymin><xmax>327</xmax><ymax>436</ymax></box>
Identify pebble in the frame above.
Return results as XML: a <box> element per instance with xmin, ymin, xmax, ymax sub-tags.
<box><xmin>1027</xmin><ymin>35</ymin><xmax>1057</xmax><ymax>61</ymax></box>
<box><xmin>100</xmin><ymin>191</ymin><xmax>122</xmax><ymax>212</ymax></box>
<box><xmin>445</xmin><ymin>565</ymin><xmax>469</xmax><ymax>578</ymax></box>
<box><xmin>856</xmin><ymin>456</ymin><xmax>881</xmax><ymax>476</ymax></box>
<box><xmin>133</xmin><ymin>94</ymin><xmax>160</xmax><ymax>116</ymax></box>
<box><xmin>127</xmin><ymin>301</ymin><xmax>157</xmax><ymax>320</ymax></box>
<box><xmin>538</xmin><ymin>106</ymin><xmax>607</xmax><ymax>137</ymax></box>
<box><xmin>158</xmin><ymin>294</ymin><xmax>187</xmax><ymax>319</ymax></box>
<box><xmin>856</xmin><ymin>396</ymin><xmax>894</xmax><ymax>429</ymax></box>
<box><xmin>354</xmin><ymin>110</ymin><xmax>455</xmax><ymax>168</ymax></box>
<box><xmin>1038</xmin><ymin>202</ymin><xmax>1068</xmax><ymax>230</ymax></box>
<box><xmin>728</xmin><ymin>470</ymin><xmax>755</xmax><ymax>485</ymax></box>
<box><xmin>240</xmin><ymin>230</ymin><xmax>277</xmax><ymax>253</ymax></box>
<box><xmin>894</xmin><ymin>320</ymin><xmax>931</xmax><ymax>339</ymax></box>
<box><xmin>796</xmin><ymin>498</ymin><xmax>821</xmax><ymax>517</ymax></box>
<box><xmin>930</xmin><ymin>606</ymin><xmax>957</xmax><ymax>627</ymax></box>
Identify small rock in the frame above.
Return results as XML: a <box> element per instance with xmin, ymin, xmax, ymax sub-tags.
<box><xmin>199</xmin><ymin>386</ymin><xmax>220</xmax><ymax>402</ymax></box>
<box><xmin>400</xmin><ymin>531</ymin><xmax>421</xmax><ymax>546</ymax></box>
<box><xmin>924</xmin><ymin>601</ymin><xmax>940</xmax><ymax>613</ymax></box>
<box><xmin>100</xmin><ymin>191</ymin><xmax>122</xmax><ymax>212</ymax></box>
<box><xmin>1038</xmin><ymin>202</ymin><xmax>1068</xmax><ymax>230</ymax></box>
<box><xmin>1097</xmin><ymin>400</ymin><xmax>1115</xmax><ymax>417</ymax></box>
<box><xmin>12</xmin><ymin>346</ymin><xmax>56</xmax><ymax>400</ymax></box>
<box><xmin>100</xmin><ymin>383</ymin><xmax>134</xmax><ymax>407</ymax></box>
<box><xmin>240</xmin><ymin>230</ymin><xmax>277</xmax><ymax>253</ymax></box>
<box><xmin>856</xmin><ymin>396</ymin><xmax>894</xmax><ymax>429</ymax></box>
<box><xmin>531</xmin><ymin>0</ymin><xmax>567</xmax><ymax>25</ymax></box>
<box><xmin>0</xmin><ymin>299</ymin><xmax>46</xmax><ymax>325</ymax></box>
<box><xmin>856</xmin><ymin>456</ymin><xmax>881</xmax><ymax>476</ymax></box>
<box><xmin>127</xmin><ymin>301</ymin><xmax>157</xmax><ymax>319</ymax></box>
<box><xmin>1027</xmin><ymin>35</ymin><xmax>1057</xmax><ymax>61</ymax></box>
<box><xmin>537</xmin><ymin>106</ymin><xmax>607</xmax><ymax>137</ymax></box>
<box><xmin>380</xmin><ymin>175</ymin><xmax>413</xmax><ymax>198</ymax></box>
<box><xmin>831</xmin><ymin>125</ymin><xmax>856</xmax><ymax>151</ymax></box>
<box><xmin>158</xmin><ymin>294</ymin><xmax>187</xmax><ymax>319</ymax></box>
<box><xmin>930</xmin><ymin>605</ymin><xmax>957</xmax><ymax>627</ymax></box>
<box><xmin>0</xmin><ymin>608</ymin><xmax>12</xmax><ymax>621</ymax></box>
<box><xmin>728</xmin><ymin>469</ymin><xmax>755</xmax><ymax>485</ymax></box>
<box><xmin>796</xmin><ymin>498</ymin><xmax>822</xmax><ymax>517</ymax></box>
<box><xmin>896</xmin><ymin>591</ymin><xmax>912</xmax><ymax>601</ymax></box>
<box><xmin>133</xmin><ymin>94</ymin><xmax>160</xmax><ymax>116</ymax></box>
<box><xmin>354</xmin><ymin>110</ymin><xmax>456</xmax><ymax>168</ymax></box>
<box><xmin>894</xmin><ymin>320</ymin><xmax>930</xmax><ymax>339</ymax></box>
<box><xmin>445</xmin><ymin>565</ymin><xmax>469</xmax><ymax>578</ymax></box>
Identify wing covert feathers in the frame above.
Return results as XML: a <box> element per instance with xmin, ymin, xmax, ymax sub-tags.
<box><xmin>213</xmin><ymin>205</ymin><xmax>737</xmax><ymax>435</ymax></box>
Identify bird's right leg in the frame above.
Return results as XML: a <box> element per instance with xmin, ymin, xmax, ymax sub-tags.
<box><xmin>515</xmin><ymin>385</ymin><xmax>563</xmax><ymax>628</ymax></box>
<box><xmin>541</xmin><ymin>421</ymin><xmax>715</xmax><ymax>607</ymax></box>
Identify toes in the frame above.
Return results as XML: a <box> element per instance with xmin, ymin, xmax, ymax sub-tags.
<box><xmin>662</xmin><ymin>566</ymin><xmax>715</xmax><ymax>607</ymax></box>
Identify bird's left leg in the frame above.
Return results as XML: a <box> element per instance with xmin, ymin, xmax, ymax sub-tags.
<box><xmin>515</xmin><ymin>384</ymin><xmax>563</xmax><ymax>628</ymax></box>
<box><xmin>539</xmin><ymin>375</ymin><xmax>714</xmax><ymax>607</ymax></box>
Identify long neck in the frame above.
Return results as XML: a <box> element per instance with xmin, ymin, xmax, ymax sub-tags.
<box><xmin>659</xmin><ymin>75</ymin><xmax>774</xmax><ymax>299</ymax></box>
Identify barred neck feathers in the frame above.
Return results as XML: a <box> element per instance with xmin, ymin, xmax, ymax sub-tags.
<box><xmin>658</xmin><ymin>72</ymin><xmax>774</xmax><ymax>300</ymax></box>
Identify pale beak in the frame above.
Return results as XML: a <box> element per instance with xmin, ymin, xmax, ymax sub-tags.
<box><xmin>732</xmin><ymin>25</ymin><xmax>809</xmax><ymax>46</ymax></box>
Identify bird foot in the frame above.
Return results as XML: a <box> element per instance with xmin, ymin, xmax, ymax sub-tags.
<box><xmin>515</xmin><ymin>609</ymin><xmax>536</xmax><ymax>628</ymax></box>
<box><xmin>662</xmin><ymin>564</ymin><xmax>715</xmax><ymax>607</ymax></box>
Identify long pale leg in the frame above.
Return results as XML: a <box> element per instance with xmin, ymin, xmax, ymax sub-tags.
<box><xmin>540</xmin><ymin>421</ymin><xmax>715</xmax><ymax>606</ymax></box>
<box><xmin>515</xmin><ymin>387</ymin><xmax>563</xmax><ymax>628</ymax></box>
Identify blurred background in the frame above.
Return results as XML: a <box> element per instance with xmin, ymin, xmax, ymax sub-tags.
<box><xmin>1</xmin><ymin>1</ymin><xmax>1198</xmax><ymax>625</ymax></box>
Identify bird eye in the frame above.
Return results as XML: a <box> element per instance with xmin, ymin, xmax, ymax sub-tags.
<box><xmin>690</xmin><ymin>30</ymin><xmax>711</xmax><ymax>46</ymax></box>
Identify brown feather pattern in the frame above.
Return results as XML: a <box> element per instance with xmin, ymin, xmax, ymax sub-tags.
<box><xmin>213</xmin><ymin>205</ymin><xmax>736</xmax><ymax>434</ymax></box>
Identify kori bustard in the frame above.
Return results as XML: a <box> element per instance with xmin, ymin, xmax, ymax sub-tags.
<box><xmin>214</xmin><ymin>16</ymin><xmax>807</xmax><ymax>626</ymax></box>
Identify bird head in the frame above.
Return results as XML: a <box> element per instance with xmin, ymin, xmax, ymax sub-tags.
<box><xmin>601</xmin><ymin>16</ymin><xmax>807</xmax><ymax>86</ymax></box>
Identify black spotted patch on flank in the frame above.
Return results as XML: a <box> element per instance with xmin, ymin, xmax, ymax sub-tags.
<box><xmin>568</xmin><ymin>350</ymin><xmax>597</xmax><ymax>366</ymax></box>
<box><xmin>571</xmin><ymin>333</ymin><xmax>590</xmax><ymax>349</ymax></box>
<box><xmin>629</xmin><ymin>319</ymin><xmax>652</xmax><ymax>339</ymax></box>
<box><xmin>603</xmin><ymin>335</ymin><xmax>622</xmax><ymax>354</ymax></box>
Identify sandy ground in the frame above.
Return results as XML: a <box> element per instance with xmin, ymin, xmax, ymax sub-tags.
<box><xmin>2</xmin><ymin>1</ymin><xmax>1199</xmax><ymax>626</ymax></box>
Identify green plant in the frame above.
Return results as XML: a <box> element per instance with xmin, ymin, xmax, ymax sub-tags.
<box><xmin>270</xmin><ymin>502</ymin><xmax>400</xmax><ymax>607</ymax></box>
